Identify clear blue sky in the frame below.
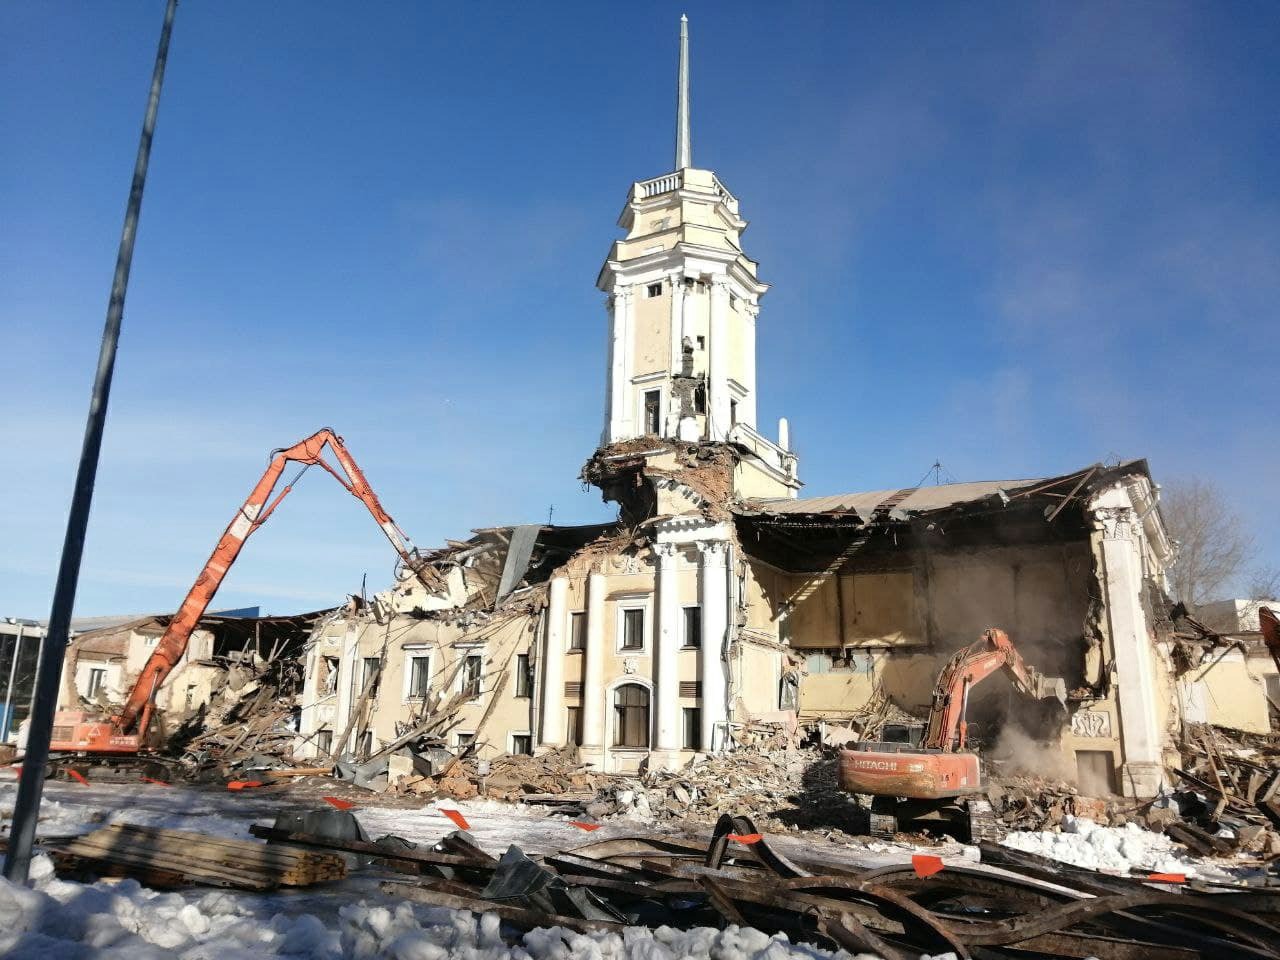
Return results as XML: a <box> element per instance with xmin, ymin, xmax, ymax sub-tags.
<box><xmin>2</xmin><ymin>2</ymin><xmax>1277</xmax><ymax>618</ymax></box>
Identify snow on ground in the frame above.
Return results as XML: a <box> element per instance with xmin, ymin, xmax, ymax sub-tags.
<box><xmin>1001</xmin><ymin>814</ymin><xmax>1236</xmax><ymax>880</ymax></box>
<box><xmin>1</xmin><ymin>768</ymin><xmax>968</xmax><ymax>959</ymax></box>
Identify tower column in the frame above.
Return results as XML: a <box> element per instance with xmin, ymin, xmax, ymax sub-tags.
<box><xmin>708</xmin><ymin>277</ymin><xmax>731</xmax><ymax>439</ymax></box>
<box><xmin>654</xmin><ymin>544</ymin><xmax>681</xmax><ymax>762</ymax></box>
<box><xmin>669</xmin><ymin>272</ymin><xmax>686</xmax><ymax>378</ymax></box>
<box><xmin>539</xmin><ymin>576</ymin><xmax>568</xmax><ymax>748</ymax></box>
<box><xmin>580</xmin><ymin>570</ymin><xmax>608</xmax><ymax>767</ymax></box>
<box><xmin>697</xmin><ymin>540</ymin><xmax>728</xmax><ymax>751</ymax></box>
<box><xmin>607</xmin><ymin>286</ymin><xmax>634</xmax><ymax>443</ymax></box>
<box><xmin>742</xmin><ymin>303</ymin><xmax>758</xmax><ymax>425</ymax></box>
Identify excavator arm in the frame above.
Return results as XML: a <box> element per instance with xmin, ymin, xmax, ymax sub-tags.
<box><xmin>922</xmin><ymin>628</ymin><xmax>1066</xmax><ymax>751</ymax></box>
<box><xmin>115</xmin><ymin>428</ymin><xmax>433</xmax><ymax>738</ymax></box>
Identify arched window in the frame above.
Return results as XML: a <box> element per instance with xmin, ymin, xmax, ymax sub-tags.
<box><xmin>613</xmin><ymin>684</ymin><xmax>650</xmax><ymax>748</ymax></box>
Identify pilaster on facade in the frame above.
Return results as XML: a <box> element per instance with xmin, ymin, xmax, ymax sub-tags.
<box><xmin>707</xmin><ymin>276</ymin><xmax>732</xmax><ymax>440</ymax></box>
<box><xmin>539</xmin><ymin>576</ymin><xmax>568</xmax><ymax>749</ymax></box>
<box><xmin>1091</xmin><ymin>490</ymin><xmax>1165</xmax><ymax>798</ymax></box>
<box><xmin>606</xmin><ymin>286</ymin><xmax>635</xmax><ymax>445</ymax></box>
<box><xmin>579</xmin><ymin>570</ymin><xmax>609</xmax><ymax>767</ymax></box>
<box><xmin>653</xmin><ymin>543</ymin><xmax>681</xmax><ymax>766</ymax></box>
<box><xmin>697</xmin><ymin>538</ymin><xmax>729</xmax><ymax>751</ymax></box>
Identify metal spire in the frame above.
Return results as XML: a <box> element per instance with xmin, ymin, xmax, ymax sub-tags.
<box><xmin>675</xmin><ymin>15</ymin><xmax>691</xmax><ymax>170</ymax></box>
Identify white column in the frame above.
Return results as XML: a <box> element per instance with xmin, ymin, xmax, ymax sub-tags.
<box><xmin>334</xmin><ymin>619</ymin><xmax>360</xmax><ymax>731</ymax></box>
<box><xmin>580</xmin><ymin>570</ymin><xmax>608</xmax><ymax>766</ymax></box>
<box><xmin>708</xmin><ymin>277</ymin><xmax>731</xmax><ymax>440</ymax></box>
<box><xmin>606</xmin><ymin>288</ymin><xmax>632</xmax><ymax>443</ymax></box>
<box><xmin>654</xmin><ymin>544</ymin><xmax>681</xmax><ymax>760</ymax></box>
<box><xmin>602</xmin><ymin>296</ymin><xmax>616</xmax><ymax>446</ymax></box>
<box><xmin>669</xmin><ymin>272</ymin><xmax>685</xmax><ymax>375</ymax></box>
<box><xmin>539</xmin><ymin>576</ymin><xmax>568</xmax><ymax>748</ymax></box>
<box><xmin>1095</xmin><ymin>502</ymin><xmax>1164</xmax><ymax>797</ymax></box>
<box><xmin>698</xmin><ymin>540</ymin><xmax>729</xmax><ymax>751</ymax></box>
<box><xmin>742</xmin><ymin>303</ymin><xmax>758</xmax><ymax>426</ymax></box>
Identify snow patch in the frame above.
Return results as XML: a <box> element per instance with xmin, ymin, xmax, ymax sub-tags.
<box><xmin>1002</xmin><ymin>815</ymin><xmax>1214</xmax><ymax>877</ymax></box>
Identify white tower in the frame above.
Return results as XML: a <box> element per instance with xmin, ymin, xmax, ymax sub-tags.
<box><xmin>598</xmin><ymin>17</ymin><xmax>799</xmax><ymax>497</ymax></box>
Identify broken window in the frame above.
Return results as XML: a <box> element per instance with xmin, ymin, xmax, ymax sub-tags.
<box><xmin>511</xmin><ymin>734</ymin><xmax>532</xmax><ymax>755</ymax></box>
<box><xmin>1075</xmin><ymin>750</ymin><xmax>1117</xmax><ymax>795</ymax></box>
<box><xmin>693</xmin><ymin>383</ymin><xmax>706</xmax><ymax>414</ymax></box>
<box><xmin>514</xmin><ymin>653</ymin><xmax>532</xmax><ymax>698</ymax></box>
<box><xmin>643</xmin><ymin>390</ymin><xmax>660</xmax><ymax>435</ymax></box>
<box><xmin>86</xmin><ymin>668</ymin><xmax>106</xmax><ymax>700</ymax></box>
<box><xmin>621</xmin><ymin>608</ymin><xmax>645</xmax><ymax>651</ymax></box>
<box><xmin>566</xmin><ymin>706</ymin><xmax>583</xmax><ymax>746</ymax></box>
<box><xmin>315</xmin><ymin>729</ymin><xmax>333</xmax><ymax>754</ymax></box>
<box><xmin>682</xmin><ymin>707</ymin><xmax>702</xmax><ymax>750</ymax></box>
<box><xmin>359</xmin><ymin>731</ymin><xmax>373</xmax><ymax>756</ymax></box>
<box><xmin>361</xmin><ymin>656</ymin><xmax>381</xmax><ymax>694</ymax></box>
<box><xmin>456</xmin><ymin>732</ymin><xmax>475</xmax><ymax>751</ymax></box>
<box><xmin>569</xmin><ymin>612</ymin><xmax>586</xmax><ymax>651</ymax></box>
<box><xmin>407</xmin><ymin>654</ymin><xmax>430</xmax><ymax>700</ymax></box>
<box><xmin>646</xmin><ymin>282</ymin><xmax>662</xmax><ymax>298</ymax></box>
<box><xmin>695</xmin><ymin>335</ymin><xmax>705</xmax><ymax>350</ymax></box>
<box><xmin>683</xmin><ymin>607</ymin><xmax>701</xmax><ymax>648</ymax></box>
<box><xmin>613</xmin><ymin>683</ymin><xmax>650</xmax><ymax>748</ymax></box>
<box><xmin>461</xmin><ymin>654</ymin><xmax>483</xmax><ymax>698</ymax></box>
<box><xmin>322</xmin><ymin>656</ymin><xmax>340</xmax><ymax>695</ymax></box>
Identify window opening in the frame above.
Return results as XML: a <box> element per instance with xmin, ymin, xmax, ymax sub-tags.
<box><xmin>515</xmin><ymin>653</ymin><xmax>532</xmax><ymax>698</ymax></box>
<box><xmin>683</xmin><ymin>707</ymin><xmax>702</xmax><ymax>750</ymax></box>
<box><xmin>683</xmin><ymin>607</ymin><xmax>702</xmax><ymax>648</ymax></box>
<box><xmin>613</xmin><ymin>684</ymin><xmax>650</xmax><ymax>748</ymax></box>
<box><xmin>621</xmin><ymin>608</ymin><xmax>645</xmax><ymax>651</ymax></box>
<box><xmin>643</xmin><ymin>390</ymin><xmax>661</xmax><ymax>435</ymax></box>
<box><xmin>461</xmin><ymin>654</ymin><xmax>483</xmax><ymax>698</ymax></box>
<box><xmin>569</xmin><ymin>612</ymin><xmax>586</xmax><ymax>651</ymax></box>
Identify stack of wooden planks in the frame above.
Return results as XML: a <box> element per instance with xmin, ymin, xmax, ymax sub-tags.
<box><xmin>48</xmin><ymin>823</ymin><xmax>347</xmax><ymax>890</ymax></box>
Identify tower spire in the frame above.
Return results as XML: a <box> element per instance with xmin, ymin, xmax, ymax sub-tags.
<box><xmin>675</xmin><ymin>15</ymin><xmax>691</xmax><ymax>170</ymax></box>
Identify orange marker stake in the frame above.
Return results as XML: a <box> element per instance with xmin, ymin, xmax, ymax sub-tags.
<box><xmin>1148</xmin><ymin>872</ymin><xmax>1186</xmax><ymax>884</ymax></box>
<box><xmin>67</xmin><ymin>770</ymin><xmax>90</xmax><ymax>786</ymax></box>
<box><xmin>323</xmin><ymin>796</ymin><xmax>357</xmax><ymax>811</ymax></box>
<box><xmin>440</xmin><ymin>808</ymin><xmax>471</xmax><ymax>830</ymax></box>
<box><xmin>912</xmin><ymin>854</ymin><xmax>945</xmax><ymax>878</ymax></box>
<box><xmin>226</xmin><ymin>780</ymin><xmax>264</xmax><ymax>791</ymax></box>
<box><xmin>140</xmin><ymin>776</ymin><xmax>170</xmax><ymax>786</ymax></box>
<box><xmin>570</xmin><ymin>821</ymin><xmax>601</xmax><ymax>831</ymax></box>
<box><xmin>727</xmin><ymin>833</ymin><xmax>763</xmax><ymax>845</ymax></box>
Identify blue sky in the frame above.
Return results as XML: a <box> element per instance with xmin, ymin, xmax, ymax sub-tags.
<box><xmin>2</xmin><ymin>2</ymin><xmax>1277</xmax><ymax>618</ymax></box>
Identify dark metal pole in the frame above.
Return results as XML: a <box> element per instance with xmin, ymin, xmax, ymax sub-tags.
<box><xmin>3</xmin><ymin>0</ymin><xmax>178</xmax><ymax>884</ymax></box>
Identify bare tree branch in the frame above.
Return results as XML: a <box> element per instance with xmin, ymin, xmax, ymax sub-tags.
<box><xmin>1162</xmin><ymin>477</ymin><xmax>1255</xmax><ymax>606</ymax></box>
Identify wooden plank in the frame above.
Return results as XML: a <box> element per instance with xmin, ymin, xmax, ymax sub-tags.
<box><xmin>248</xmin><ymin>824</ymin><xmax>488</xmax><ymax>870</ymax></box>
<box><xmin>101</xmin><ymin>824</ymin><xmax>330</xmax><ymax>868</ymax></box>
<box><xmin>50</xmin><ymin>841</ymin><xmax>279</xmax><ymax>890</ymax></box>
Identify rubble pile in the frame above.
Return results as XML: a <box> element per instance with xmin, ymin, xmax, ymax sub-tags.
<box><xmin>397</xmin><ymin>746</ymin><xmax>605</xmax><ymax>805</ymax></box>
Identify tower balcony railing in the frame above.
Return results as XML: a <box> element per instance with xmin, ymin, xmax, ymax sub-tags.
<box><xmin>634</xmin><ymin>170</ymin><xmax>738</xmax><ymax>208</ymax></box>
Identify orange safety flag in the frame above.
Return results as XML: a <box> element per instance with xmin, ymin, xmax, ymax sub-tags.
<box><xmin>912</xmin><ymin>854</ymin><xmax>945</xmax><ymax>878</ymax></box>
<box><xmin>67</xmin><ymin>770</ymin><xmax>90</xmax><ymax>786</ymax></box>
<box><xmin>569</xmin><ymin>821</ymin><xmax>601</xmax><ymax>831</ymax></box>
<box><xmin>226</xmin><ymin>780</ymin><xmax>264</xmax><ymax>791</ymax></box>
<box><xmin>727</xmin><ymin>833</ymin><xmax>763</xmax><ymax>844</ymax></box>
<box><xmin>323</xmin><ymin>796</ymin><xmax>357</xmax><ymax>811</ymax></box>
<box><xmin>1148</xmin><ymin>872</ymin><xmax>1186</xmax><ymax>883</ymax></box>
<box><xmin>440</xmin><ymin>808</ymin><xmax>470</xmax><ymax>830</ymax></box>
<box><xmin>140</xmin><ymin>776</ymin><xmax>170</xmax><ymax>786</ymax></box>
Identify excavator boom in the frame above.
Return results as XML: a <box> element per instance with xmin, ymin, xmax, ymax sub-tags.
<box><xmin>52</xmin><ymin>429</ymin><xmax>431</xmax><ymax>756</ymax></box>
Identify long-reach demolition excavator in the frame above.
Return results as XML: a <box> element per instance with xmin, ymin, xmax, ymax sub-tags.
<box><xmin>48</xmin><ymin>428</ymin><xmax>433</xmax><ymax>776</ymax></box>
<box><xmin>838</xmin><ymin>628</ymin><xmax>1066</xmax><ymax>841</ymax></box>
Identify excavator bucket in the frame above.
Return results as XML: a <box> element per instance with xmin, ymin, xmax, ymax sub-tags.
<box><xmin>1033</xmin><ymin>674</ymin><xmax>1068</xmax><ymax>706</ymax></box>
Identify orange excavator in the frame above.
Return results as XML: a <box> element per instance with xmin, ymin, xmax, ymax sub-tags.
<box><xmin>838</xmin><ymin>628</ymin><xmax>1066</xmax><ymax>840</ymax></box>
<box><xmin>48</xmin><ymin>428</ymin><xmax>433</xmax><ymax>773</ymax></box>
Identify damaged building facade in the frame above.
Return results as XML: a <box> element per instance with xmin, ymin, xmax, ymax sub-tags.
<box><xmin>295</xmin><ymin>21</ymin><xmax>1192</xmax><ymax>799</ymax></box>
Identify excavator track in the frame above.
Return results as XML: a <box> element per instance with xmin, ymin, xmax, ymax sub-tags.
<box><xmin>49</xmin><ymin>754</ymin><xmax>183</xmax><ymax>784</ymax></box>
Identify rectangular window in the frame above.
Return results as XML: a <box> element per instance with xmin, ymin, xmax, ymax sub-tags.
<box><xmin>514</xmin><ymin>653</ymin><xmax>532</xmax><ymax>698</ymax></box>
<box><xmin>566</xmin><ymin>706</ymin><xmax>583</xmax><ymax>746</ymax></box>
<box><xmin>314</xmin><ymin>729</ymin><xmax>333</xmax><ymax>754</ymax></box>
<box><xmin>361</xmin><ymin>656</ymin><xmax>381</xmax><ymax>694</ymax></box>
<box><xmin>407</xmin><ymin>654</ymin><xmax>431</xmax><ymax>699</ymax></box>
<box><xmin>693</xmin><ymin>383</ymin><xmax>706</xmax><ymax>414</ymax></box>
<box><xmin>646</xmin><ymin>282</ymin><xmax>663</xmax><ymax>298</ymax></box>
<box><xmin>643</xmin><ymin>390</ymin><xmax>661</xmax><ymax>435</ymax></box>
<box><xmin>322</xmin><ymin>656</ymin><xmax>340</xmax><ymax>694</ymax></box>
<box><xmin>613</xmin><ymin>684</ymin><xmax>651</xmax><ymax>748</ymax></box>
<box><xmin>461</xmin><ymin>654</ymin><xmax>483</xmax><ymax>698</ymax></box>
<box><xmin>569</xmin><ymin>612</ymin><xmax>586</xmax><ymax>651</ymax></box>
<box><xmin>621</xmin><ymin>608</ymin><xmax>645</xmax><ymax>651</ymax></box>
<box><xmin>359</xmin><ymin>731</ymin><xmax>373</xmax><ymax>756</ymax></box>
<box><xmin>682</xmin><ymin>606</ymin><xmax>701</xmax><ymax>648</ymax></box>
<box><xmin>695</xmin><ymin>335</ymin><xmax>705</xmax><ymax>350</ymax></box>
<box><xmin>86</xmin><ymin>668</ymin><xmax>106</xmax><ymax>699</ymax></box>
<box><xmin>683</xmin><ymin>707</ymin><xmax>702</xmax><ymax>750</ymax></box>
<box><xmin>729</xmin><ymin>399</ymin><xmax>738</xmax><ymax>426</ymax></box>
<box><xmin>456</xmin><ymin>732</ymin><xmax>475</xmax><ymax>751</ymax></box>
<box><xmin>511</xmin><ymin>734</ymin><xmax>533</xmax><ymax>756</ymax></box>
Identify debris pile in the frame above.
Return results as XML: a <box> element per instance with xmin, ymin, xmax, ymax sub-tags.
<box><xmin>396</xmin><ymin>746</ymin><xmax>604</xmax><ymax>806</ymax></box>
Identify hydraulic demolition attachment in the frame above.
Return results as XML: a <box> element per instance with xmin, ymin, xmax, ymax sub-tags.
<box><xmin>838</xmin><ymin>628</ymin><xmax>1066</xmax><ymax>840</ymax></box>
<box><xmin>48</xmin><ymin>428</ymin><xmax>433</xmax><ymax>771</ymax></box>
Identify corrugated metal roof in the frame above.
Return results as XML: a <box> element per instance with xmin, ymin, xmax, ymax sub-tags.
<box><xmin>743</xmin><ymin>476</ymin><xmax>1047</xmax><ymax>519</ymax></box>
